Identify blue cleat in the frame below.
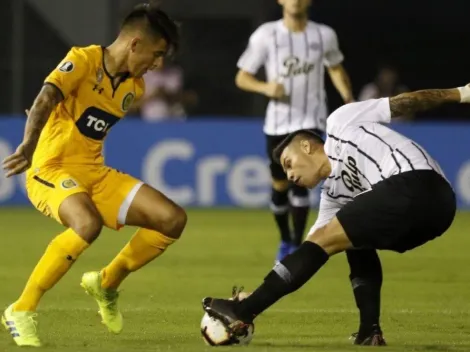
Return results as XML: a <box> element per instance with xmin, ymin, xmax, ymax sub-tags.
<box><xmin>289</xmin><ymin>244</ymin><xmax>300</xmax><ymax>254</ymax></box>
<box><xmin>275</xmin><ymin>241</ymin><xmax>292</xmax><ymax>263</ymax></box>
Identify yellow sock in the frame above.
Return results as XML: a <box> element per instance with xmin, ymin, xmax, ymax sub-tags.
<box><xmin>101</xmin><ymin>228</ymin><xmax>176</xmax><ymax>289</ymax></box>
<box><xmin>13</xmin><ymin>228</ymin><xmax>89</xmax><ymax>312</ymax></box>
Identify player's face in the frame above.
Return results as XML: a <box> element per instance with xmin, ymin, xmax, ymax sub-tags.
<box><xmin>280</xmin><ymin>140</ymin><xmax>324</xmax><ymax>188</ymax></box>
<box><xmin>128</xmin><ymin>36</ymin><xmax>168</xmax><ymax>78</ymax></box>
<box><xmin>278</xmin><ymin>0</ymin><xmax>311</xmax><ymax>17</ymax></box>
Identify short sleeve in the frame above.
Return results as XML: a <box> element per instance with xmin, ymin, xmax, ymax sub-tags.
<box><xmin>44</xmin><ymin>47</ymin><xmax>90</xmax><ymax>99</ymax></box>
<box><xmin>135</xmin><ymin>77</ymin><xmax>146</xmax><ymax>101</ymax></box>
<box><xmin>308</xmin><ymin>192</ymin><xmax>342</xmax><ymax>235</ymax></box>
<box><xmin>237</xmin><ymin>26</ymin><xmax>268</xmax><ymax>74</ymax></box>
<box><xmin>321</xmin><ymin>26</ymin><xmax>344</xmax><ymax>68</ymax></box>
<box><xmin>327</xmin><ymin>98</ymin><xmax>392</xmax><ymax>131</ymax></box>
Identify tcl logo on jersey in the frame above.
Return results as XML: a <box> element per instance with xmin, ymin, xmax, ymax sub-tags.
<box><xmin>341</xmin><ymin>156</ymin><xmax>365</xmax><ymax>192</ymax></box>
<box><xmin>282</xmin><ymin>56</ymin><xmax>315</xmax><ymax>78</ymax></box>
<box><xmin>76</xmin><ymin>107</ymin><xmax>120</xmax><ymax>140</ymax></box>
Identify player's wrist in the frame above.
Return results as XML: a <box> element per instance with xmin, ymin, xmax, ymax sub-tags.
<box><xmin>457</xmin><ymin>85</ymin><xmax>470</xmax><ymax>103</ymax></box>
<box><xmin>260</xmin><ymin>82</ymin><xmax>270</xmax><ymax>96</ymax></box>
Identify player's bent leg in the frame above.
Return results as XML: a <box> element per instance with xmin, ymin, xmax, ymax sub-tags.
<box><xmin>58</xmin><ymin>192</ymin><xmax>104</xmax><ymax>243</ymax></box>
<box><xmin>14</xmin><ymin>193</ymin><xmax>101</xmax><ymax>311</ymax></box>
<box><xmin>346</xmin><ymin>249</ymin><xmax>386</xmax><ymax>346</ymax></box>
<box><xmin>105</xmin><ymin>184</ymin><xmax>187</xmax><ymax>284</ymax></box>
<box><xmin>305</xmin><ymin>217</ymin><xmax>353</xmax><ymax>255</ymax></box>
<box><xmin>271</xmin><ymin>178</ymin><xmax>292</xmax><ymax>262</ymax></box>
<box><xmin>289</xmin><ymin>184</ymin><xmax>310</xmax><ymax>249</ymax></box>
<box><xmin>125</xmin><ymin>184</ymin><xmax>187</xmax><ymax>238</ymax></box>
<box><xmin>84</xmin><ymin>184</ymin><xmax>187</xmax><ymax>334</ymax></box>
<box><xmin>202</xmin><ymin>217</ymin><xmax>351</xmax><ymax>332</ymax></box>
<box><xmin>4</xmin><ymin>193</ymin><xmax>100</xmax><ymax>347</ymax></box>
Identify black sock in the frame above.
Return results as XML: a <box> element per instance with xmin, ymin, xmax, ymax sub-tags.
<box><xmin>290</xmin><ymin>185</ymin><xmax>310</xmax><ymax>246</ymax></box>
<box><xmin>237</xmin><ymin>242</ymin><xmax>329</xmax><ymax>321</ymax></box>
<box><xmin>291</xmin><ymin>206</ymin><xmax>309</xmax><ymax>246</ymax></box>
<box><xmin>346</xmin><ymin>249</ymin><xmax>383</xmax><ymax>335</ymax></box>
<box><xmin>270</xmin><ymin>188</ymin><xmax>291</xmax><ymax>243</ymax></box>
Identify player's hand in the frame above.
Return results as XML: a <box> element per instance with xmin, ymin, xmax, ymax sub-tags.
<box><xmin>458</xmin><ymin>84</ymin><xmax>470</xmax><ymax>103</ymax></box>
<box><xmin>264</xmin><ymin>81</ymin><xmax>285</xmax><ymax>99</ymax></box>
<box><xmin>2</xmin><ymin>141</ymin><xmax>35</xmax><ymax>177</ymax></box>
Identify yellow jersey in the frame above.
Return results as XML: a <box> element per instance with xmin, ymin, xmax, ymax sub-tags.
<box><xmin>31</xmin><ymin>45</ymin><xmax>145</xmax><ymax>168</ymax></box>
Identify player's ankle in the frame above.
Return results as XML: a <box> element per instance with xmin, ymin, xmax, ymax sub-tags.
<box><xmin>358</xmin><ymin>323</ymin><xmax>382</xmax><ymax>337</ymax></box>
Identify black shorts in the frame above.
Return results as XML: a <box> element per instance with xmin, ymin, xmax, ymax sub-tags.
<box><xmin>266</xmin><ymin>130</ymin><xmax>323</xmax><ymax>180</ymax></box>
<box><xmin>336</xmin><ymin>170</ymin><xmax>456</xmax><ymax>253</ymax></box>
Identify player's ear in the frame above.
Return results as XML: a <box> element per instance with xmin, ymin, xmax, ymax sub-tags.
<box><xmin>277</xmin><ymin>0</ymin><xmax>284</xmax><ymax>6</ymax></box>
<box><xmin>300</xmin><ymin>139</ymin><xmax>312</xmax><ymax>154</ymax></box>
<box><xmin>130</xmin><ymin>37</ymin><xmax>141</xmax><ymax>53</ymax></box>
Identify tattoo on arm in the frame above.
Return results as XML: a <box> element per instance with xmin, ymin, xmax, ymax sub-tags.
<box><xmin>389</xmin><ymin>88</ymin><xmax>460</xmax><ymax>118</ymax></box>
<box><xmin>24</xmin><ymin>84</ymin><xmax>63</xmax><ymax>142</ymax></box>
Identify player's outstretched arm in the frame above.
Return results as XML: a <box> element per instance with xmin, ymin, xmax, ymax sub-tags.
<box><xmin>389</xmin><ymin>85</ymin><xmax>468</xmax><ymax>118</ymax></box>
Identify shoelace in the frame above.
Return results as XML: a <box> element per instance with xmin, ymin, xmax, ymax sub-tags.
<box><xmin>103</xmin><ymin>290</ymin><xmax>120</xmax><ymax>315</ymax></box>
<box><xmin>231</xmin><ymin>286</ymin><xmax>245</xmax><ymax>301</ymax></box>
<box><xmin>16</xmin><ymin>314</ymin><xmax>38</xmax><ymax>338</ymax></box>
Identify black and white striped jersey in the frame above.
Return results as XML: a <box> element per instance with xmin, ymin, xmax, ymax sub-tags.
<box><xmin>310</xmin><ymin>98</ymin><xmax>447</xmax><ymax>232</ymax></box>
<box><xmin>237</xmin><ymin>20</ymin><xmax>343</xmax><ymax>136</ymax></box>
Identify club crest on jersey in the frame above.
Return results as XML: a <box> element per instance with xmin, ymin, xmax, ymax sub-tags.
<box><xmin>122</xmin><ymin>92</ymin><xmax>135</xmax><ymax>112</ymax></box>
<box><xmin>335</xmin><ymin>143</ymin><xmax>341</xmax><ymax>156</ymax></box>
<box><xmin>282</xmin><ymin>56</ymin><xmax>315</xmax><ymax>78</ymax></box>
<box><xmin>58</xmin><ymin>61</ymin><xmax>74</xmax><ymax>73</ymax></box>
<box><xmin>61</xmin><ymin>179</ymin><xmax>77</xmax><ymax>189</ymax></box>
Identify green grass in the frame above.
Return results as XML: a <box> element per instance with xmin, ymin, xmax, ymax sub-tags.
<box><xmin>1</xmin><ymin>208</ymin><xmax>470</xmax><ymax>352</ymax></box>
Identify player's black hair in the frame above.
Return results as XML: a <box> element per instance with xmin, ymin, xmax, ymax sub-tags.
<box><xmin>122</xmin><ymin>1</ymin><xmax>179</xmax><ymax>56</ymax></box>
<box><xmin>272</xmin><ymin>129</ymin><xmax>324</xmax><ymax>164</ymax></box>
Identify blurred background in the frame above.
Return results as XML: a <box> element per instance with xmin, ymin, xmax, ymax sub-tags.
<box><xmin>0</xmin><ymin>0</ymin><xmax>469</xmax><ymax>209</ymax></box>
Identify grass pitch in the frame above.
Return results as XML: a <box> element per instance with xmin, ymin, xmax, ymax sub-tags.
<box><xmin>1</xmin><ymin>208</ymin><xmax>470</xmax><ymax>352</ymax></box>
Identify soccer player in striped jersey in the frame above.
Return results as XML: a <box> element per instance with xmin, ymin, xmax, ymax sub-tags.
<box><xmin>236</xmin><ymin>0</ymin><xmax>353</xmax><ymax>262</ymax></box>
<box><xmin>203</xmin><ymin>84</ymin><xmax>470</xmax><ymax>346</ymax></box>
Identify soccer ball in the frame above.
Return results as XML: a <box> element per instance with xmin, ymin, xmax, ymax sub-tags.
<box><xmin>200</xmin><ymin>312</ymin><xmax>255</xmax><ymax>346</ymax></box>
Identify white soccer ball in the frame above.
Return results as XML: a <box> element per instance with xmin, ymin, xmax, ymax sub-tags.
<box><xmin>200</xmin><ymin>312</ymin><xmax>255</xmax><ymax>346</ymax></box>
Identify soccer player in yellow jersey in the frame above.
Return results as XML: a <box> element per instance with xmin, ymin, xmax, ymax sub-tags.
<box><xmin>1</xmin><ymin>3</ymin><xmax>186</xmax><ymax>347</ymax></box>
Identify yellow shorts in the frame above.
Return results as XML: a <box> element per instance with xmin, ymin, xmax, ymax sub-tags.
<box><xmin>26</xmin><ymin>165</ymin><xmax>143</xmax><ymax>230</ymax></box>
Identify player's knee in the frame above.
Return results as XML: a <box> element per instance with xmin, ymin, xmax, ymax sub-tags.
<box><xmin>272</xmin><ymin>179</ymin><xmax>289</xmax><ymax>192</ymax></box>
<box><xmin>70</xmin><ymin>214</ymin><xmax>103</xmax><ymax>244</ymax></box>
<box><xmin>151</xmin><ymin>204</ymin><xmax>187</xmax><ymax>239</ymax></box>
<box><xmin>306</xmin><ymin>225</ymin><xmax>351</xmax><ymax>255</ymax></box>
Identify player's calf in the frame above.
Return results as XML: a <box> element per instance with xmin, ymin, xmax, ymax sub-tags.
<box><xmin>347</xmin><ymin>249</ymin><xmax>383</xmax><ymax>341</ymax></box>
<box><xmin>271</xmin><ymin>179</ymin><xmax>294</xmax><ymax>261</ymax></box>
<box><xmin>290</xmin><ymin>184</ymin><xmax>310</xmax><ymax>247</ymax></box>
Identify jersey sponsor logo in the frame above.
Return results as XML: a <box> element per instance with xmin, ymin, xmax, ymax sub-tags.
<box><xmin>341</xmin><ymin>156</ymin><xmax>365</xmax><ymax>192</ymax></box>
<box><xmin>61</xmin><ymin>179</ymin><xmax>77</xmax><ymax>189</ymax></box>
<box><xmin>58</xmin><ymin>61</ymin><xmax>74</xmax><ymax>73</ymax></box>
<box><xmin>122</xmin><ymin>92</ymin><xmax>135</xmax><ymax>112</ymax></box>
<box><xmin>281</xmin><ymin>56</ymin><xmax>315</xmax><ymax>78</ymax></box>
<box><xmin>76</xmin><ymin>107</ymin><xmax>120</xmax><ymax>140</ymax></box>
